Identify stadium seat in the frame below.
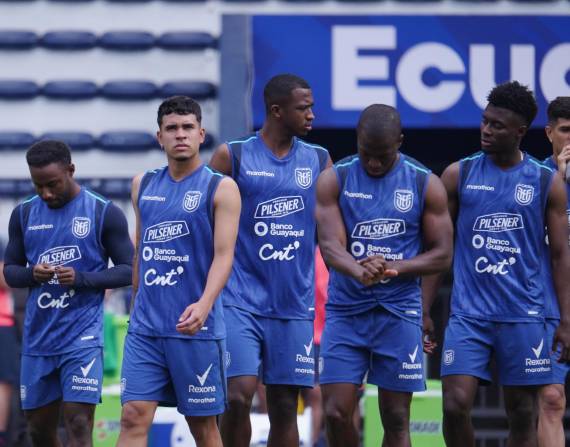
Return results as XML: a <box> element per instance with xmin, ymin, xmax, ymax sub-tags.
<box><xmin>157</xmin><ymin>32</ymin><xmax>217</xmax><ymax>50</ymax></box>
<box><xmin>0</xmin><ymin>31</ymin><xmax>37</xmax><ymax>49</ymax></box>
<box><xmin>98</xmin><ymin>131</ymin><xmax>158</xmax><ymax>151</ymax></box>
<box><xmin>41</xmin><ymin>31</ymin><xmax>97</xmax><ymax>50</ymax></box>
<box><xmin>160</xmin><ymin>81</ymin><xmax>217</xmax><ymax>99</ymax></box>
<box><xmin>0</xmin><ymin>132</ymin><xmax>35</xmax><ymax>149</ymax></box>
<box><xmin>202</xmin><ymin>133</ymin><xmax>214</xmax><ymax>149</ymax></box>
<box><xmin>0</xmin><ymin>80</ymin><xmax>40</xmax><ymax>99</ymax></box>
<box><xmin>99</xmin><ymin>31</ymin><xmax>155</xmax><ymax>51</ymax></box>
<box><xmin>0</xmin><ymin>179</ymin><xmax>35</xmax><ymax>198</ymax></box>
<box><xmin>43</xmin><ymin>81</ymin><xmax>98</xmax><ymax>99</ymax></box>
<box><xmin>97</xmin><ymin>178</ymin><xmax>132</xmax><ymax>198</ymax></box>
<box><xmin>105</xmin><ymin>0</ymin><xmax>153</xmax><ymax>2</ymax></box>
<box><xmin>101</xmin><ymin>81</ymin><xmax>158</xmax><ymax>100</ymax></box>
<box><xmin>39</xmin><ymin>132</ymin><xmax>96</xmax><ymax>150</ymax></box>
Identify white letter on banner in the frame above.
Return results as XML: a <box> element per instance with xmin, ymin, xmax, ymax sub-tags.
<box><xmin>540</xmin><ymin>44</ymin><xmax>570</xmax><ymax>100</ymax></box>
<box><xmin>470</xmin><ymin>45</ymin><xmax>495</xmax><ymax>109</ymax></box>
<box><xmin>396</xmin><ymin>42</ymin><xmax>465</xmax><ymax>112</ymax></box>
<box><xmin>332</xmin><ymin>25</ymin><xmax>396</xmax><ymax>110</ymax></box>
<box><xmin>511</xmin><ymin>45</ymin><xmax>535</xmax><ymax>93</ymax></box>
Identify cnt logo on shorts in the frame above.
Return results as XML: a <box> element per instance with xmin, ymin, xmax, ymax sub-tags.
<box><xmin>72</xmin><ymin>217</ymin><xmax>91</xmax><ymax>238</ymax></box>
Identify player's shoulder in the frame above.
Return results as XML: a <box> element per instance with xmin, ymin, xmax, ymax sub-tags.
<box><xmin>401</xmin><ymin>154</ymin><xmax>430</xmax><ymax>175</ymax></box>
<box><xmin>526</xmin><ymin>153</ymin><xmax>553</xmax><ymax>173</ymax></box>
<box><xmin>296</xmin><ymin>137</ymin><xmax>328</xmax><ymax>154</ymax></box>
<box><xmin>83</xmin><ymin>187</ymin><xmax>110</xmax><ymax>205</ymax></box>
<box><xmin>226</xmin><ymin>133</ymin><xmax>258</xmax><ymax>149</ymax></box>
<box><xmin>334</xmin><ymin>154</ymin><xmax>359</xmax><ymax>169</ymax></box>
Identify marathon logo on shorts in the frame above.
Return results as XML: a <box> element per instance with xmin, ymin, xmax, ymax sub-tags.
<box><xmin>38</xmin><ymin>246</ymin><xmax>81</xmax><ymax>266</ymax></box>
<box><xmin>254</xmin><ymin>196</ymin><xmax>304</xmax><ymax>219</ymax></box>
<box><xmin>144</xmin><ymin>221</ymin><xmax>190</xmax><ymax>243</ymax></box>
<box><xmin>473</xmin><ymin>213</ymin><xmax>524</xmax><ymax>233</ymax></box>
<box><xmin>188</xmin><ymin>364</ymin><xmax>216</xmax><ymax>405</ymax></box>
<box><xmin>524</xmin><ymin>338</ymin><xmax>551</xmax><ymax>374</ymax></box>
<box><xmin>183</xmin><ymin>191</ymin><xmax>202</xmax><ymax>213</ymax></box>
<box><xmin>72</xmin><ymin>217</ymin><xmax>91</xmax><ymax>238</ymax></box>
<box><xmin>399</xmin><ymin>345</ymin><xmax>423</xmax><ymax>380</ymax></box>
<box><xmin>352</xmin><ymin>218</ymin><xmax>405</xmax><ymax>240</ymax></box>
<box><xmin>394</xmin><ymin>189</ymin><xmax>414</xmax><ymax>212</ymax></box>
<box><xmin>295</xmin><ymin>168</ymin><xmax>312</xmax><ymax>189</ymax></box>
<box><xmin>514</xmin><ymin>184</ymin><xmax>534</xmax><ymax>206</ymax></box>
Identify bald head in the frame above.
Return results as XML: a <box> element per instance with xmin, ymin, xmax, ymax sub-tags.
<box><xmin>357</xmin><ymin>104</ymin><xmax>402</xmax><ymax>143</ymax></box>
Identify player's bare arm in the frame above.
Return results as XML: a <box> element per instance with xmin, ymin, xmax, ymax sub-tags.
<box><xmin>208</xmin><ymin>143</ymin><xmax>232</xmax><ymax>176</ymax></box>
<box><xmin>545</xmin><ymin>171</ymin><xmax>570</xmax><ymax>361</ymax></box>
<box><xmin>316</xmin><ymin>167</ymin><xmax>396</xmax><ymax>286</ymax></box>
<box><xmin>176</xmin><ymin>177</ymin><xmax>241</xmax><ymax>335</ymax></box>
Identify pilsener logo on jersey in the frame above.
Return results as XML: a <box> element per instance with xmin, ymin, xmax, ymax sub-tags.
<box><xmin>38</xmin><ymin>246</ymin><xmax>81</xmax><ymax>266</ymax></box>
<box><xmin>254</xmin><ymin>196</ymin><xmax>304</xmax><ymax>219</ymax></box>
<box><xmin>473</xmin><ymin>213</ymin><xmax>524</xmax><ymax>233</ymax></box>
<box><xmin>352</xmin><ymin>218</ymin><xmax>406</xmax><ymax>240</ymax></box>
<box><xmin>143</xmin><ymin>221</ymin><xmax>190</xmax><ymax>243</ymax></box>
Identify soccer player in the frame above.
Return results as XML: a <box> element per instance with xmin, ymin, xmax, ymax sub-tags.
<box><xmin>209</xmin><ymin>73</ymin><xmax>331</xmax><ymax>447</ymax></box>
<box><xmin>3</xmin><ymin>140</ymin><xmax>134</xmax><ymax>447</ymax></box>
<box><xmin>315</xmin><ymin>104</ymin><xmax>453</xmax><ymax>447</ymax></box>
<box><xmin>432</xmin><ymin>81</ymin><xmax>570</xmax><ymax>447</ymax></box>
<box><xmin>538</xmin><ymin>96</ymin><xmax>570</xmax><ymax>447</ymax></box>
<box><xmin>117</xmin><ymin>96</ymin><xmax>240</xmax><ymax>447</ymax></box>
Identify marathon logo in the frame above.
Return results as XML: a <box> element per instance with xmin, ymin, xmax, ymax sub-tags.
<box><xmin>38</xmin><ymin>246</ymin><xmax>81</xmax><ymax>266</ymax></box>
<box><xmin>254</xmin><ymin>196</ymin><xmax>304</xmax><ymax>219</ymax></box>
<box><xmin>352</xmin><ymin>218</ymin><xmax>405</xmax><ymax>240</ymax></box>
<box><xmin>144</xmin><ymin>221</ymin><xmax>189</xmax><ymax>243</ymax></box>
<box><xmin>473</xmin><ymin>213</ymin><xmax>524</xmax><ymax>233</ymax></box>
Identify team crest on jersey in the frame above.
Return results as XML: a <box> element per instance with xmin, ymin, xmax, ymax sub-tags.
<box><xmin>394</xmin><ymin>189</ymin><xmax>414</xmax><ymax>212</ymax></box>
<box><xmin>183</xmin><ymin>191</ymin><xmax>202</xmax><ymax>213</ymax></box>
<box><xmin>72</xmin><ymin>217</ymin><xmax>91</xmax><ymax>238</ymax></box>
<box><xmin>295</xmin><ymin>168</ymin><xmax>312</xmax><ymax>189</ymax></box>
<box><xmin>514</xmin><ymin>184</ymin><xmax>534</xmax><ymax>206</ymax></box>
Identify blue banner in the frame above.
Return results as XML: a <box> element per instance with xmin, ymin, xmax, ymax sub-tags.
<box><xmin>251</xmin><ymin>15</ymin><xmax>570</xmax><ymax>128</ymax></box>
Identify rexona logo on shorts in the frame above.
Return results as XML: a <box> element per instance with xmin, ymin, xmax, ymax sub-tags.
<box><xmin>144</xmin><ymin>221</ymin><xmax>190</xmax><ymax>243</ymax></box>
<box><xmin>38</xmin><ymin>246</ymin><xmax>81</xmax><ymax>266</ymax></box>
<box><xmin>473</xmin><ymin>213</ymin><xmax>524</xmax><ymax>233</ymax></box>
<box><xmin>352</xmin><ymin>218</ymin><xmax>405</xmax><ymax>240</ymax></box>
<box><xmin>255</xmin><ymin>196</ymin><xmax>304</xmax><ymax>219</ymax></box>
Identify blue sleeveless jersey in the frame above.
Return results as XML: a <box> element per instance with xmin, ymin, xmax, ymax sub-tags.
<box><xmin>129</xmin><ymin>165</ymin><xmax>224</xmax><ymax>340</ymax></box>
<box><xmin>222</xmin><ymin>132</ymin><xmax>329</xmax><ymax>320</ymax></box>
<box><xmin>451</xmin><ymin>152</ymin><xmax>554</xmax><ymax>322</ymax></box>
<box><xmin>21</xmin><ymin>188</ymin><xmax>110</xmax><ymax>355</ymax></box>
<box><xmin>327</xmin><ymin>154</ymin><xmax>430</xmax><ymax>324</ymax></box>
<box><xmin>541</xmin><ymin>156</ymin><xmax>570</xmax><ymax>320</ymax></box>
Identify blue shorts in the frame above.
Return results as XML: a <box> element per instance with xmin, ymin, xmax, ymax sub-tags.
<box><xmin>441</xmin><ymin>315</ymin><xmax>553</xmax><ymax>386</ymax></box>
<box><xmin>20</xmin><ymin>346</ymin><xmax>103</xmax><ymax>410</ymax></box>
<box><xmin>121</xmin><ymin>333</ymin><xmax>226</xmax><ymax>416</ymax></box>
<box><xmin>319</xmin><ymin>306</ymin><xmax>425</xmax><ymax>393</ymax></box>
<box><xmin>224</xmin><ymin>306</ymin><xmax>314</xmax><ymax>387</ymax></box>
<box><xmin>546</xmin><ymin>319</ymin><xmax>570</xmax><ymax>384</ymax></box>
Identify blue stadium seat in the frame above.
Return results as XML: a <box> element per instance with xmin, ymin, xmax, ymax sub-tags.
<box><xmin>202</xmin><ymin>133</ymin><xmax>214</xmax><ymax>149</ymax></box>
<box><xmin>105</xmin><ymin>0</ymin><xmax>153</xmax><ymax>2</ymax></box>
<box><xmin>42</xmin><ymin>81</ymin><xmax>98</xmax><ymax>99</ymax></box>
<box><xmin>98</xmin><ymin>131</ymin><xmax>158</xmax><ymax>151</ymax></box>
<box><xmin>157</xmin><ymin>32</ymin><xmax>217</xmax><ymax>50</ymax></box>
<box><xmin>99</xmin><ymin>31</ymin><xmax>155</xmax><ymax>50</ymax></box>
<box><xmin>160</xmin><ymin>81</ymin><xmax>217</xmax><ymax>99</ymax></box>
<box><xmin>0</xmin><ymin>132</ymin><xmax>35</xmax><ymax>148</ymax></box>
<box><xmin>0</xmin><ymin>179</ymin><xmax>35</xmax><ymax>198</ymax></box>
<box><xmin>0</xmin><ymin>31</ymin><xmax>38</xmax><ymax>49</ymax></box>
<box><xmin>97</xmin><ymin>178</ymin><xmax>132</xmax><ymax>198</ymax></box>
<box><xmin>40</xmin><ymin>132</ymin><xmax>96</xmax><ymax>150</ymax></box>
<box><xmin>101</xmin><ymin>81</ymin><xmax>158</xmax><ymax>100</ymax></box>
<box><xmin>0</xmin><ymin>80</ymin><xmax>40</xmax><ymax>99</ymax></box>
<box><xmin>41</xmin><ymin>31</ymin><xmax>97</xmax><ymax>50</ymax></box>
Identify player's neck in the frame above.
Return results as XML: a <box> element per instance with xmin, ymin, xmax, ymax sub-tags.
<box><xmin>259</xmin><ymin>124</ymin><xmax>295</xmax><ymax>158</ymax></box>
<box><xmin>489</xmin><ymin>148</ymin><xmax>523</xmax><ymax>169</ymax></box>
<box><xmin>167</xmin><ymin>155</ymin><xmax>202</xmax><ymax>181</ymax></box>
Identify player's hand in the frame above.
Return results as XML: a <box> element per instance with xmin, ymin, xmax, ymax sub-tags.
<box><xmin>55</xmin><ymin>266</ymin><xmax>76</xmax><ymax>285</ymax></box>
<box><xmin>357</xmin><ymin>256</ymin><xmax>398</xmax><ymax>286</ymax></box>
<box><xmin>422</xmin><ymin>312</ymin><xmax>437</xmax><ymax>355</ymax></box>
<box><xmin>176</xmin><ymin>300</ymin><xmax>210</xmax><ymax>335</ymax></box>
<box><xmin>32</xmin><ymin>263</ymin><xmax>56</xmax><ymax>283</ymax></box>
<box><xmin>556</xmin><ymin>144</ymin><xmax>570</xmax><ymax>179</ymax></box>
<box><xmin>552</xmin><ymin>320</ymin><xmax>570</xmax><ymax>363</ymax></box>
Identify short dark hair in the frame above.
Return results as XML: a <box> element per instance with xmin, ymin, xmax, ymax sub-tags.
<box><xmin>487</xmin><ymin>81</ymin><xmax>537</xmax><ymax>127</ymax></box>
<box><xmin>357</xmin><ymin>104</ymin><xmax>402</xmax><ymax>142</ymax></box>
<box><xmin>263</xmin><ymin>74</ymin><xmax>311</xmax><ymax>114</ymax></box>
<box><xmin>547</xmin><ymin>96</ymin><xmax>570</xmax><ymax>124</ymax></box>
<box><xmin>26</xmin><ymin>140</ymin><xmax>72</xmax><ymax>168</ymax></box>
<box><xmin>157</xmin><ymin>96</ymin><xmax>202</xmax><ymax>127</ymax></box>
